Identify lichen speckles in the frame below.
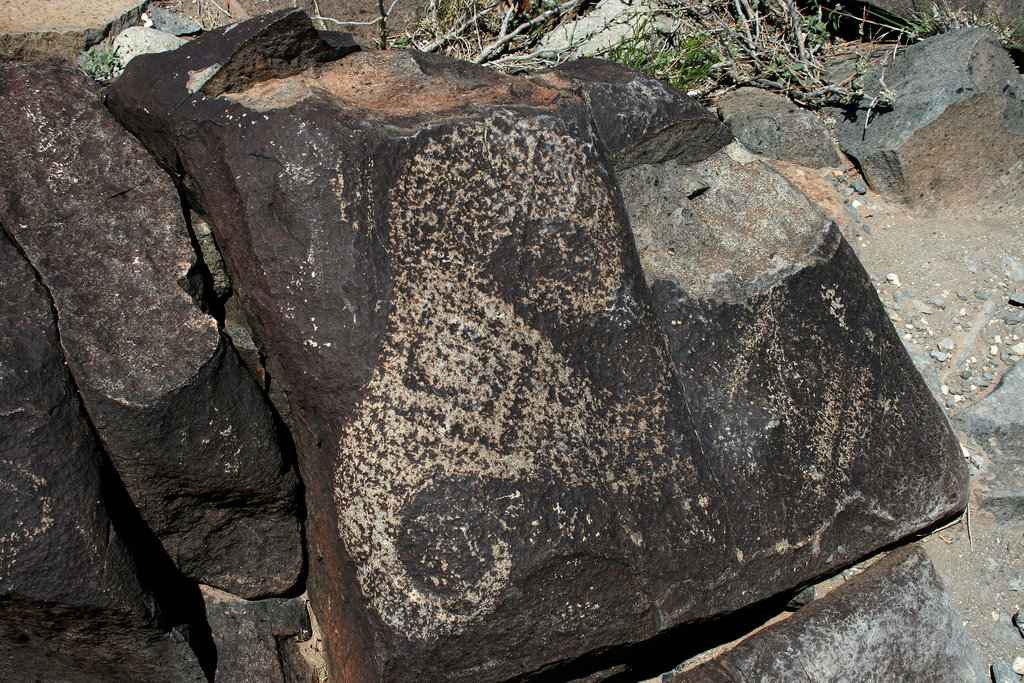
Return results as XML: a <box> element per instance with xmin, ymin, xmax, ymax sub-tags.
<box><xmin>0</xmin><ymin>460</ymin><xmax>54</xmax><ymax>564</ymax></box>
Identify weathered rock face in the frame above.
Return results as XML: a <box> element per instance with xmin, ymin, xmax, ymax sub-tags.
<box><xmin>620</xmin><ymin>141</ymin><xmax>967</xmax><ymax>605</ymax></box>
<box><xmin>674</xmin><ymin>545</ymin><xmax>986</xmax><ymax>682</ymax></box>
<box><xmin>717</xmin><ymin>87</ymin><xmax>841</xmax><ymax>169</ymax></box>
<box><xmin>0</xmin><ymin>230</ymin><xmax>206</xmax><ymax>682</ymax></box>
<box><xmin>863</xmin><ymin>0</ymin><xmax>1024</xmax><ymax>45</ymax></box>
<box><xmin>554</xmin><ymin>58</ymin><xmax>733</xmax><ymax>170</ymax></box>
<box><xmin>108</xmin><ymin>10</ymin><xmax>968</xmax><ymax>680</ymax></box>
<box><xmin>0</xmin><ymin>59</ymin><xmax>302</xmax><ymax>599</ymax></box>
<box><xmin>201</xmin><ymin>586</ymin><xmax>312</xmax><ymax>682</ymax></box>
<box><xmin>954</xmin><ymin>361</ymin><xmax>1024</xmax><ymax>524</ymax></box>
<box><xmin>834</xmin><ymin>28</ymin><xmax>1024</xmax><ymax>211</ymax></box>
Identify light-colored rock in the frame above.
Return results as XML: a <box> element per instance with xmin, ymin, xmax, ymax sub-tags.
<box><xmin>537</xmin><ymin>0</ymin><xmax>651</xmax><ymax>59</ymax></box>
<box><xmin>112</xmin><ymin>25</ymin><xmax>186</xmax><ymax>66</ymax></box>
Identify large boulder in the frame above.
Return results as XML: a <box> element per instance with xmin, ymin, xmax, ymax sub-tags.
<box><xmin>954</xmin><ymin>360</ymin><xmax>1024</xmax><ymax>524</ymax></box>
<box><xmin>0</xmin><ymin>230</ymin><xmax>206</xmax><ymax>681</ymax></box>
<box><xmin>0</xmin><ymin>59</ymin><xmax>302</xmax><ymax>599</ymax></box>
<box><xmin>619</xmin><ymin>141</ymin><xmax>967</xmax><ymax>600</ymax></box>
<box><xmin>0</xmin><ymin>0</ymin><xmax>143</xmax><ymax>61</ymax></box>
<box><xmin>674</xmin><ymin>545</ymin><xmax>985</xmax><ymax>682</ymax></box>
<box><xmin>834</xmin><ymin>28</ymin><xmax>1024</xmax><ymax>211</ymax></box>
<box><xmin>108</xmin><ymin>10</ymin><xmax>968</xmax><ymax>680</ymax></box>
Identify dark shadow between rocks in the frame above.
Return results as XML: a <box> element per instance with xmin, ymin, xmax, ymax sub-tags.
<box><xmin>97</xmin><ymin>453</ymin><xmax>218</xmax><ymax>680</ymax></box>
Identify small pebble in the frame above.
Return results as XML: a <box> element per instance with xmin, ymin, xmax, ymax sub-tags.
<box><xmin>904</xmin><ymin>289</ymin><xmax>916</xmax><ymax>298</ymax></box>
<box><xmin>887</xmin><ymin>273</ymin><xmax>901</xmax><ymax>286</ymax></box>
<box><xmin>991</xmin><ymin>345</ymin><xmax>1000</xmax><ymax>356</ymax></box>
<box><xmin>861</xmin><ymin>223</ymin><xmax>872</xmax><ymax>236</ymax></box>
<box><xmin>1002</xmin><ymin>349</ymin><xmax>1015</xmax><ymax>362</ymax></box>
<box><xmin>931</xmin><ymin>351</ymin><xmax>951</xmax><ymax>362</ymax></box>
<box><xmin>960</xmin><ymin>368</ymin><xmax>972</xmax><ymax>380</ymax></box>
<box><xmin>851</xmin><ymin>177</ymin><xmax>868</xmax><ymax>194</ymax></box>
<box><xmin>927</xmin><ymin>294</ymin><xmax>947</xmax><ymax>310</ymax></box>
<box><xmin>1014</xmin><ymin>658</ymin><xmax>1024</xmax><ymax>677</ymax></box>
<box><xmin>937</xmin><ymin>338</ymin><xmax>955</xmax><ymax>353</ymax></box>
<box><xmin>912</xmin><ymin>301</ymin><xmax>933</xmax><ymax>315</ymax></box>
<box><xmin>1010</xmin><ymin>571</ymin><xmax>1021</xmax><ymax>591</ymax></box>
<box><xmin>845</xmin><ymin>204</ymin><xmax>860</xmax><ymax>222</ymax></box>
<box><xmin>976</xmin><ymin>290</ymin><xmax>990</xmax><ymax>300</ymax></box>
<box><xmin>1014</xmin><ymin>342</ymin><xmax>1024</xmax><ymax>355</ymax></box>
<box><xmin>893</xmin><ymin>290</ymin><xmax>904</xmax><ymax>304</ymax></box>
<box><xmin>957</xmin><ymin>290</ymin><xmax>969</xmax><ymax>301</ymax></box>
<box><xmin>842</xmin><ymin>187</ymin><xmax>854</xmax><ymax>196</ymax></box>
<box><xmin>1006</xmin><ymin>312</ymin><xmax>1023</xmax><ymax>325</ymax></box>
<box><xmin>1011</xmin><ymin>292</ymin><xmax>1024</xmax><ymax>307</ymax></box>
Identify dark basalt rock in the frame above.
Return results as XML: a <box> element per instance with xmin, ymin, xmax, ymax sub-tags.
<box><xmin>553</xmin><ymin>57</ymin><xmax>733</xmax><ymax>169</ymax></box>
<box><xmin>0</xmin><ymin>59</ymin><xmax>302</xmax><ymax>599</ymax></box>
<box><xmin>620</xmin><ymin>143</ymin><xmax>967</xmax><ymax>593</ymax></box>
<box><xmin>674</xmin><ymin>546</ymin><xmax>985</xmax><ymax>682</ymax></box>
<box><xmin>201</xmin><ymin>586</ymin><xmax>312</xmax><ymax>682</ymax></box>
<box><xmin>0</xmin><ymin>230</ymin><xmax>205</xmax><ymax>682</ymax></box>
<box><xmin>833</xmin><ymin>28</ymin><xmax>1024</xmax><ymax>211</ymax></box>
<box><xmin>107</xmin><ymin>12</ymin><xmax>968</xmax><ymax>680</ymax></box>
<box><xmin>954</xmin><ymin>361</ymin><xmax>1024</xmax><ymax>524</ymax></box>
<box><xmin>717</xmin><ymin>86</ymin><xmax>841</xmax><ymax>168</ymax></box>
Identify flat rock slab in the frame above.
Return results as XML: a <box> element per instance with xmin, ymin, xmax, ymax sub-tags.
<box><xmin>0</xmin><ymin>230</ymin><xmax>205</xmax><ymax>682</ymax></box>
<box><xmin>0</xmin><ymin>59</ymin><xmax>302</xmax><ymax>598</ymax></box>
<box><xmin>834</xmin><ymin>28</ymin><xmax>1024</xmax><ymax>211</ymax></box>
<box><xmin>108</xmin><ymin>11</ymin><xmax>968</xmax><ymax>680</ymax></box>
<box><xmin>674</xmin><ymin>546</ymin><xmax>986</xmax><ymax>682</ymax></box>
<box><xmin>0</xmin><ymin>0</ymin><xmax>144</xmax><ymax>60</ymax></box>
<box><xmin>718</xmin><ymin>87</ymin><xmax>841</xmax><ymax>168</ymax></box>
<box><xmin>954</xmin><ymin>360</ymin><xmax>1024</xmax><ymax>524</ymax></box>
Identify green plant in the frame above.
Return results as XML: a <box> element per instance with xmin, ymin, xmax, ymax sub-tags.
<box><xmin>82</xmin><ymin>48</ymin><xmax>121</xmax><ymax>82</ymax></box>
<box><xmin>602</xmin><ymin>15</ymin><xmax>720</xmax><ymax>94</ymax></box>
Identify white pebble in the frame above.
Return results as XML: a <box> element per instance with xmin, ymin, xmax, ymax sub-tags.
<box><xmin>887</xmin><ymin>273</ymin><xmax>901</xmax><ymax>286</ymax></box>
<box><xmin>1013</xmin><ymin>657</ymin><xmax>1024</xmax><ymax>676</ymax></box>
<box><xmin>1013</xmin><ymin>342</ymin><xmax>1024</xmax><ymax>356</ymax></box>
<box><xmin>941</xmin><ymin>385</ymin><xmax>950</xmax><ymax>395</ymax></box>
<box><xmin>990</xmin><ymin>345</ymin><xmax>999</xmax><ymax>356</ymax></box>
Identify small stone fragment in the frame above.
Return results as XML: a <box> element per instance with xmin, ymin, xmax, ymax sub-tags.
<box><xmin>1009</xmin><ymin>571</ymin><xmax>1021</xmax><ymax>591</ymax></box>
<box><xmin>993</xmin><ymin>660</ymin><xmax>1022</xmax><ymax>683</ymax></box>
<box><xmin>931</xmin><ymin>351</ymin><xmax>952</xmax><ymax>362</ymax></box>
<box><xmin>1010</xmin><ymin>292</ymin><xmax>1024</xmax><ymax>307</ymax></box>
<box><xmin>928</xmin><ymin>294</ymin><xmax>947</xmax><ymax>310</ymax></box>
<box><xmin>938</xmin><ymin>338</ymin><xmax>955</xmax><ymax>353</ymax></box>
<box><xmin>851</xmin><ymin>177</ymin><xmax>868</xmax><ymax>194</ymax></box>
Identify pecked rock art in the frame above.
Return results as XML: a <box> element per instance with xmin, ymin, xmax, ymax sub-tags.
<box><xmin>108</xmin><ymin>10</ymin><xmax>967</xmax><ymax>680</ymax></box>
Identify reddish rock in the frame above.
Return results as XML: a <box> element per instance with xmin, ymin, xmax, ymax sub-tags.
<box><xmin>0</xmin><ymin>0</ymin><xmax>144</xmax><ymax>61</ymax></box>
<box><xmin>0</xmin><ymin>59</ymin><xmax>302</xmax><ymax>598</ymax></box>
<box><xmin>0</xmin><ymin>230</ymin><xmax>205</xmax><ymax>681</ymax></box>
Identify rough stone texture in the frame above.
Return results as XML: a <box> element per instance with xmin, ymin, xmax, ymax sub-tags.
<box><xmin>537</xmin><ymin>0</ymin><xmax>652</xmax><ymax>61</ymax></box>
<box><xmin>0</xmin><ymin>59</ymin><xmax>302</xmax><ymax>598</ymax></box>
<box><xmin>0</xmin><ymin>0</ymin><xmax>144</xmax><ymax>60</ymax></box>
<box><xmin>201</xmin><ymin>586</ymin><xmax>312</xmax><ymax>682</ymax></box>
<box><xmin>553</xmin><ymin>58</ymin><xmax>733</xmax><ymax>170</ymax></box>
<box><xmin>954</xmin><ymin>360</ymin><xmax>1024</xmax><ymax>524</ymax></box>
<box><xmin>718</xmin><ymin>87</ymin><xmax>841</xmax><ymax>168</ymax></box>
<box><xmin>834</xmin><ymin>28</ymin><xmax>1024</xmax><ymax>211</ymax></box>
<box><xmin>197</xmin><ymin>0</ymin><xmax>424</xmax><ymax>45</ymax></box>
<box><xmin>863</xmin><ymin>0</ymin><xmax>1024</xmax><ymax>44</ymax></box>
<box><xmin>674</xmin><ymin>546</ymin><xmax>986</xmax><ymax>682</ymax></box>
<box><xmin>620</xmin><ymin>141</ymin><xmax>967</xmax><ymax>598</ymax></box>
<box><xmin>112</xmin><ymin>25</ymin><xmax>187</xmax><ymax>67</ymax></box>
<box><xmin>108</xmin><ymin>12</ymin><xmax>968</xmax><ymax>680</ymax></box>
<box><xmin>147</xmin><ymin>5</ymin><xmax>203</xmax><ymax>36</ymax></box>
<box><xmin>0</xmin><ymin>230</ymin><xmax>206</xmax><ymax>682</ymax></box>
